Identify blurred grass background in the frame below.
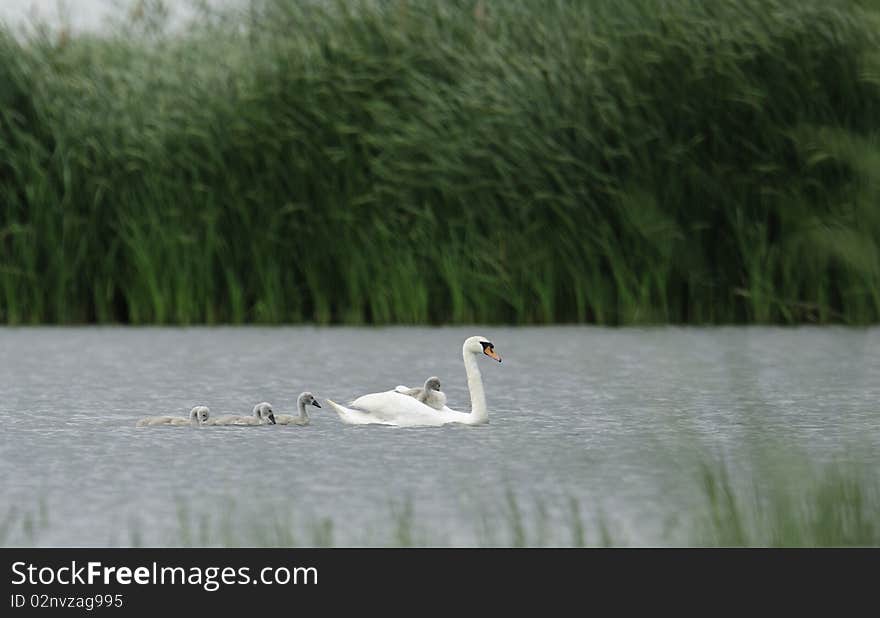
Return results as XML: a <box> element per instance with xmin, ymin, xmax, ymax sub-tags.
<box><xmin>2</xmin><ymin>0</ymin><xmax>880</xmax><ymax>325</ymax></box>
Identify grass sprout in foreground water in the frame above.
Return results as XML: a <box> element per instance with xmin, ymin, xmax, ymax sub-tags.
<box><xmin>697</xmin><ymin>460</ymin><xmax>880</xmax><ymax>547</ymax></box>
<box><xmin>0</xmin><ymin>497</ymin><xmax>50</xmax><ymax>547</ymax></box>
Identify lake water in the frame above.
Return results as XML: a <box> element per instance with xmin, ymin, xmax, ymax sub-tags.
<box><xmin>0</xmin><ymin>0</ymin><xmax>240</xmax><ymax>33</ymax></box>
<box><xmin>1</xmin><ymin>326</ymin><xmax>878</xmax><ymax>546</ymax></box>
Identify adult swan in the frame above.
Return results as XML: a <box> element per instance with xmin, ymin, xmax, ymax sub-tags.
<box><xmin>326</xmin><ymin>336</ymin><xmax>501</xmax><ymax>427</ymax></box>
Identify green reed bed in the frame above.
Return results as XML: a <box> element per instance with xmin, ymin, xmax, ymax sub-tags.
<box><xmin>2</xmin><ymin>0</ymin><xmax>880</xmax><ymax>324</ymax></box>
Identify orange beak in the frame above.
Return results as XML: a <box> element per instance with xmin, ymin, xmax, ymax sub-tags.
<box><xmin>483</xmin><ymin>347</ymin><xmax>502</xmax><ymax>362</ymax></box>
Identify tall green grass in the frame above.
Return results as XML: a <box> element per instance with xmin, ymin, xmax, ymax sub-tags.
<box><xmin>2</xmin><ymin>0</ymin><xmax>880</xmax><ymax>324</ymax></box>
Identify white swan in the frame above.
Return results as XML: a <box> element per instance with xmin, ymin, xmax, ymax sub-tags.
<box><xmin>395</xmin><ymin>376</ymin><xmax>447</xmax><ymax>410</ymax></box>
<box><xmin>210</xmin><ymin>402</ymin><xmax>277</xmax><ymax>426</ymax></box>
<box><xmin>136</xmin><ymin>406</ymin><xmax>210</xmax><ymax>427</ymax></box>
<box><xmin>275</xmin><ymin>392</ymin><xmax>321</xmax><ymax>426</ymax></box>
<box><xmin>327</xmin><ymin>336</ymin><xmax>501</xmax><ymax>427</ymax></box>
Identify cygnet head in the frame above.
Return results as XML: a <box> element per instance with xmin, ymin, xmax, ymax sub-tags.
<box><xmin>463</xmin><ymin>336</ymin><xmax>502</xmax><ymax>362</ymax></box>
<box><xmin>253</xmin><ymin>402</ymin><xmax>276</xmax><ymax>425</ymax></box>
<box><xmin>424</xmin><ymin>376</ymin><xmax>441</xmax><ymax>391</ymax></box>
<box><xmin>298</xmin><ymin>392</ymin><xmax>321</xmax><ymax>409</ymax></box>
<box><xmin>189</xmin><ymin>406</ymin><xmax>210</xmax><ymax>424</ymax></box>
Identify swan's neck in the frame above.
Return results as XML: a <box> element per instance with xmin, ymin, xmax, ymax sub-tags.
<box><xmin>463</xmin><ymin>348</ymin><xmax>488</xmax><ymax>423</ymax></box>
<box><xmin>297</xmin><ymin>400</ymin><xmax>310</xmax><ymax>423</ymax></box>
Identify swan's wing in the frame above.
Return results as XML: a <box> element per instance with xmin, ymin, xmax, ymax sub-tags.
<box><xmin>344</xmin><ymin>391</ymin><xmax>461</xmax><ymax>426</ymax></box>
<box><xmin>327</xmin><ymin>399</ymin><xmax>394</xmax><ymax>426</ymax></box>
<box><xmin>347</xmin><ymin>387</ymin><xmax>409</xmax><ymax>405</ymax></box>
<box><xmin>351</xmin><ymin>390</ymin><xmax>422</xmax><ymax>417</ymax></box>
<box><xmin>331</xmin><ymin>388</ymin><xmax>487</xmax><ymax>427</ymax></box>
<box><xmin>395</xmin><ymin>385</ymin><xmax>431</xmax><ymax>399</ymax></box>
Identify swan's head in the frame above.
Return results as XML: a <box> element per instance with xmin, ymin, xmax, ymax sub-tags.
<box><xmin>463</xmin><ymin>336</ymin><xmax>501</xmax><ymax>362</ymax></box>
<box><xmin>253</xmin><ymin>402</ymin><xmax>276</xmax><ymax>425</ymax></box>
<box><xmin>298</xmin><ymin>392</ymin><xmax>321</xmax><ymax>409</ymax></box>
<box><xmin>189</xmin><ymin>406</ymin><xmax>210</xmax><ymax>424</ymax></box>
<box><xmin>424</xmin><ymin>376</ymin><xmax>442</xmax><ymax>391</ymax></box>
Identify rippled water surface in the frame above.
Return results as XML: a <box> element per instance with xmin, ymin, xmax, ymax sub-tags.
<box><xmin>1</xmin><ymin>327</ymin><xmax>878</xmax><ymax>546</ymax></box>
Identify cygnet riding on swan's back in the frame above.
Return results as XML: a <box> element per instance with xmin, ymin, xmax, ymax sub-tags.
<box><xmin>275</xmin><ymin>392</ymin><xmax>321</xmax><ymax>426</ymax></box>
<box><xmin>327</xmin><ymin>336</ymin><xmax>501</xmax><ymax>427</ymax></box>
<box><xmin>395</xmin><ymin>376</ymin><xmax>446</xmax><ymax>410</ymax></box>
<box><xmin>136</xmin><ymin>406</ymin><xmax>210</xmax><ymax>427</ymax></box>
<box><xmin>210</xmin><ymin>403</ymin><xmax>276</xmax><ymax>426</ymax></box>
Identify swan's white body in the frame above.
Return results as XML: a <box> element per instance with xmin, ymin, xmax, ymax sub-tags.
<box><xmin>136</xmin><ymin>406</ymin><xmax>210</xmax><ymax>427</ymax></box>
<box><xmin>327</xmin><ymin>336</ymin><xmax>499</xmax><ymax>427</ymax></box>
